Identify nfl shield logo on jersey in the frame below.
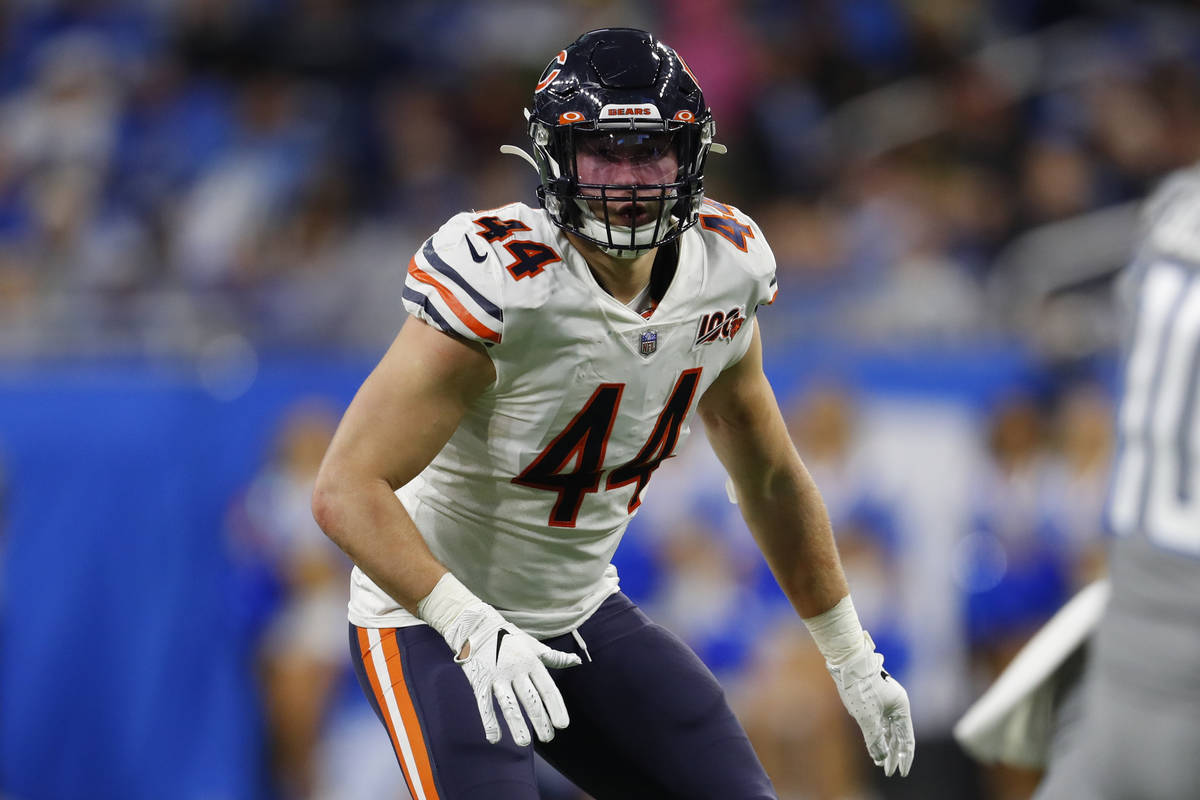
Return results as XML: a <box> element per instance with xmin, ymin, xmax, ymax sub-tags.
<box><xmin>638</xmin><ymin>329</ymin><xmax>658</xmax><ymax>357</ymax></box>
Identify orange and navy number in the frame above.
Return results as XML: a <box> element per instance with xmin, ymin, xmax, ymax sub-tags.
<box><xmin>698</xmin><ymin>200</ymin><xmax>754</xmax><ymax>252</ymax></box>
<box><xmin>472</xmin><ymin>215</ymin><xmax>562</xmax><ymax>280</ymax></box>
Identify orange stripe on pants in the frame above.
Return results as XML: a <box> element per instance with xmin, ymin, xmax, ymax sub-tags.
<box><xmin>379</xmin><ymin>629</ymin><xmax>440</xmax><ymax>798</ymax></box>
<box><xmin>356</xmin><ymin>627</ymin><xmax>428</xmax><ymax>800</ymax></box>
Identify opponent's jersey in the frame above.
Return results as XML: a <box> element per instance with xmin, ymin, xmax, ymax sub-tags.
<box><xmin>348</xmin><ymin>199</ymin><xmax>777</xmax><ymax>636</ymax></box>
<box><xmin>1101</xmin><ymin>166</ymin><xmax>1200</xmax><ymax>699</ymax></box>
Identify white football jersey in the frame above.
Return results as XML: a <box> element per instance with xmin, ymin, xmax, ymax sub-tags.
<box><xmin>348</xmin><ymin>199</ymin><xmax>777</xmax><ymax>637</ymax></box>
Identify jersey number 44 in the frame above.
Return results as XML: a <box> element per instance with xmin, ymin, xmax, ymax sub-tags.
<box><xmin>512</xmin><ymin>369</ymin><xmax>702</xmax><ymax>527</ymax></box>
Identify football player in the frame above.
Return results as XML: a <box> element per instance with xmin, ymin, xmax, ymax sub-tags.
<box><xmin>312</xmin><ymin>28</ymin><xmax>914</xmax><ymax>799</ymax></box>
<box><xmin>1029</xmin><ymin>167</ymin><xmax>1200</xmax><ymax>799</ymax></box>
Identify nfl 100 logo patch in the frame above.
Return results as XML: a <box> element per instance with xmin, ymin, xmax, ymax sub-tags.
<box><xmin>638</xmin><ymin>329</ymin><xmax>658</xmax><ymax>356</ymax></box>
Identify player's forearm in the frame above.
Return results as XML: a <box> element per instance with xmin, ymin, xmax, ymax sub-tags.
<box><xmin>311</xmin><ymin>472</ymin><xmax>448</xmax><ymax>615</ymax></box>
<box><xmin>732</xmin><ymin>458</ymin><xmax>850</xmax><ymax>619</ymax></box>
<box><xmin>701</xmin><ymin>364</ymin><xmax>851</xmax><ymax>618</ymax></box>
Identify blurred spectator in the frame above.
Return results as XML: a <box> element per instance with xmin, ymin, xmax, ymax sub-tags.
<box><xmin>171</xmin><ymin>71</ymin><xmax>327</xmax><ymax>288</ymax></box>
<box><xmin>963</xmin><ymin>380</ymin><xmax>1111</xmax><ymax>628</ymax></box>
<box><xmin>1040</xmin><ymin>380</ymin><xmax>1112</xmax><ymax>587</ymax></box>
<box><xmin>0</xmin><ymin>30</ymin><xmax>150</xmax><ymax>301</ymax></box>
<box><xmin>787</xmin><ymin>383</ymin><xmax>865</xmax><ymax>523</ymax></box>
<box><xmin>961</xmin><ymin>391</ymin><xmax>1069</xmax><ymax>672</ymax></box>
<box><xmin>243</xmin><ymin>160</ymin><xmax>362</xmax><ymax>343</ymax></box>
<box><xmin>0</xmin><ymin>1</ymin><xmax>1192</xmax><ymax>359</ymax></box>
<box><xmin>109</xmin><ymin>50</ymin><xmax>235</xmax><ymax>232</ymax></box>
<box><xmin>226</xmin><ymin>399</ymin><xmax>385</xmax><ymax>800</ymax></box>
<box><xmin>951</xmin><ymin>389</ymin><xmax>1076</xmax><ymax>798</ymax></box>
<box><xmin>842</xmin><ymin>159</ymin><xmax>990</xmax><ymax>342</ymax></box>
<box><xmin>1018</xmin><ymin>137</ymin><xmax>1096</xmax><ymax>227</ymax></box>
<box><xmin>1</xmin><ymin>31</ymin><xmax>122</xmax><ymax>179</ymax></box>
<box><xmin>643</xmin><ymin>516</ymin><xmax>772</xmax><ymax>680</ymax></box>
<box><xmin>372</xmin><ymin>82</ymin><xmax>471</xmax><ymax>233</ymax></box>
<box><xmin>736</xmin><ymin>621</ymin><xmax>866</xmax><ymax>800</ymax></box>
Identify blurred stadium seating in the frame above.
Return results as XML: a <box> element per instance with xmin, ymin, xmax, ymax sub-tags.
<box><xmin>1</xmin><ymin>1</ymin><xmax>1194</xmax><ymax>798</ymax></box>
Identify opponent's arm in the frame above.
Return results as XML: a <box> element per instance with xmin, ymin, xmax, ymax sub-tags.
<box><xmin>698</xmin><ymin>323</ymin><xmax>915</xmax><ymax>777</ymax></box>
<box><xmin>312</xmin><ymin>316</ymin><xmax>579</xmax><ymax>746</ymax></box>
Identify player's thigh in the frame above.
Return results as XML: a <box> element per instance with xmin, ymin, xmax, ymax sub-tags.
<box><xmin>1033</xmin><ymin>730</ymin><xmax>1102</xmax><ymax>800</ymax></box>
<box><xmin>349</xmin><ymin>623</ymin><xmax>540</xmax><ymax>800</ymax></box>
<box><xmin>1036</xmin><ymin>666</ymin><xmax>1200</xmax><ymax>800</ymax></box>
<box><xmin>537</xmin><ymin>594</ymin><xmax>776</xmax><ymax>800</ymax></box>
<box><xmin>1085</xmin><ymin>675</ymin><xmax>1200</xmax><ymax>799</ymax></box>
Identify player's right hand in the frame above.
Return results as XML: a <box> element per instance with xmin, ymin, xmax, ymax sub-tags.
<box><xmin>444</xmin><ymin>601</ymin><xmax>582</xmax><ymax>746</ymax></box>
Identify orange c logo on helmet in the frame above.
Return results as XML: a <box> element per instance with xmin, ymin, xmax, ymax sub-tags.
<box><xmin>558</xmin><ymin>111</ymin><xmax>585</xmax><ymax>124</ymax></box>
<box><xmin>673</xmin><ymin>110</ymin><xmax>696</xmax><ymax>122</ymax></box>
<box><xmin>535</xmin><ymin>69</ymin><xmax>561</xmax><ymax>93</ymax></box>
<box><xmin>535</xmin><ymin>51</ymin><xmax>568</xmax><ymax>93</ymax></box>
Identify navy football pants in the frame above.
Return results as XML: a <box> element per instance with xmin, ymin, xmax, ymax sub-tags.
<box><xmin>351</xmin><ymin>592</ymin><xmax>777</xmax><ymax>799</ymax></box>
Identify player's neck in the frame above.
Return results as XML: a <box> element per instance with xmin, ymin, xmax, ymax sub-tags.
<box><xmin>567</xmin><ymin>233</ymin><xmax>658</xmax><ymax>305</ymax></box>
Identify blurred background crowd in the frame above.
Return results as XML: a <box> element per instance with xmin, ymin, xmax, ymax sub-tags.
<box><xmin>0</xmin><ymin>1</ymin><xmax>1195</xmax><ymax>799</ymax></box>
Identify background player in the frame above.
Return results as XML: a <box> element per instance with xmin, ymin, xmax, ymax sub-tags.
<box><xmin>312</xmin><ymin>28</ymin><xmax>913</xmax><ymax>800</ymax></box>
<box><xmin>1029</xmin><ymin>164</ymin><xmax>1200</xmax><ymax>799</ymax></box>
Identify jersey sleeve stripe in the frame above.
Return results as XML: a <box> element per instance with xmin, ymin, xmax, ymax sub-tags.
<box><xmin>407</xmin><ymin>258</ymin><xmax>502</xmax><ymax>343</ymax></box>
<box><xmin>421</xmin><ymin>239</ymin><xmax>504</xmax><ymax>324</ymax></box>
<box><xmin>402</xmin><ymin>285</ymin><xmax>463</xmax><ymax>340</ymax></box>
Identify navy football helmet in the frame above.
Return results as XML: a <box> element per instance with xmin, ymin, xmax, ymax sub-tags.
<box><xmin>516</xmin><ymin>28</ymin><xmax>721</xmax><ymax>257</ymax></box>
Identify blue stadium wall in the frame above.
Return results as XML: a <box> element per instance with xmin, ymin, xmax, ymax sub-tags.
<box><xmin>0</xmin><ymin>341</ymin><xmax>1065</xmax><ymax>800</ymax></box>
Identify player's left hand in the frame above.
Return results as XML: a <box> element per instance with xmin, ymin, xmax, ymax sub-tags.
<box><xmin>827</xmin><ymin>631</ymin><xmax>915</xmax><ymax>777</ymax></box>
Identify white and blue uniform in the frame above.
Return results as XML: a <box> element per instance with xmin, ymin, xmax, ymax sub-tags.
<box><xmin>1036</xmin><ymin>167</ymin><xmax>1200</xmax><ymax>800</ymax></box>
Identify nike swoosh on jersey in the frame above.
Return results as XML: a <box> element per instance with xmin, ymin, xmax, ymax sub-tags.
<box><xmin>421</xmin><ymin>239</ymin><xmax>503</xmax><ymax>323</ymax></box>
<box><xmin>465</xmin><ymin>234</ymin><xmax>488</xmax><ymax>262</ymax></box>
<box><xmin>404</xmin><ymin>238</ymin><xmax>505</xmax><ymax>344</ymax></box>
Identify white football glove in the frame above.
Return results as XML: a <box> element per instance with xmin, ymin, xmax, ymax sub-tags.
<box><xmin>828</xmin><ymin>632</ymin><xmax>915</xmax><ymax>777</ymax></box>
<box><xmin>419</xmin><ymin>574</ymin><xmax>581</xmax><ymax>746</ymax></box>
